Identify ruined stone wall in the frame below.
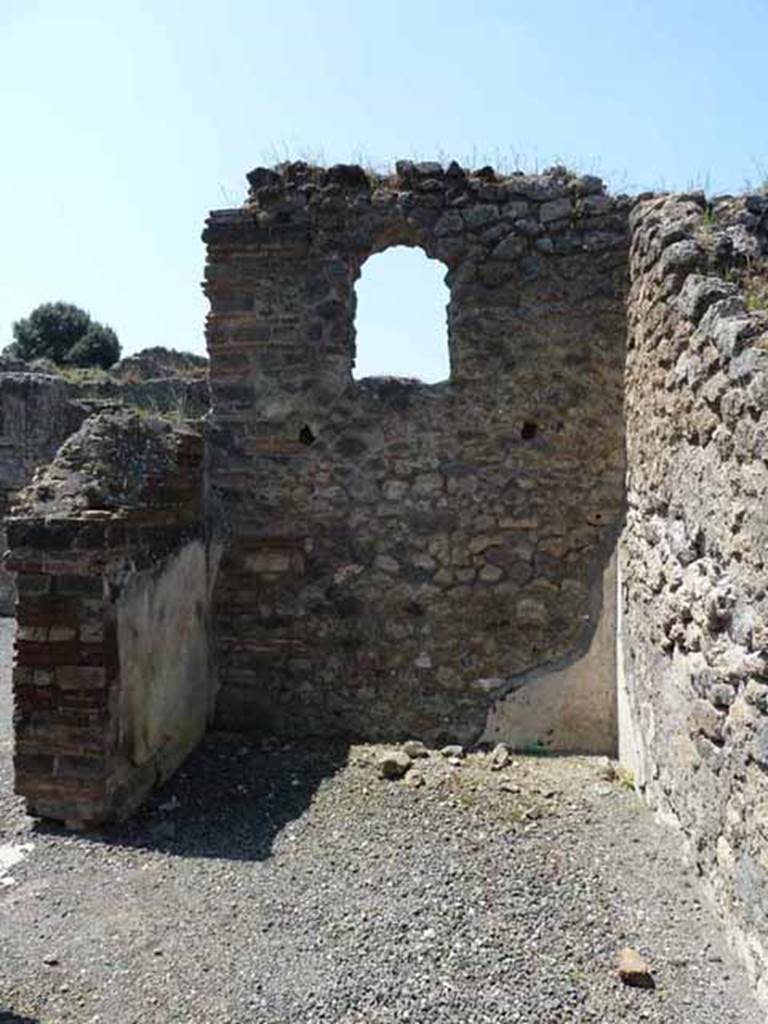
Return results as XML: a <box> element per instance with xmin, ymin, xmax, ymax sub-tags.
<box><xmin>6</xmin><ymin>411</ymin><xmax>218</xmax><ymax>826</ymax></box>
<box><xmin>621</xmin><ymin>191</ymin><xmax>768</xmax><ymax>997</ymax></box>
<box><xmin>204</xmin><ymin>161</ymin><xmax>629</xmax><ymax>745</ymax></box>
<box><xmin>0</xmin><ymin>364</ymin><xmax>210</xmax><ymax>614</ymax></box>
<box><xmin>0</xmin><ymin>373</ymin><xmax>92</xmax><ymax>613</ymax></box>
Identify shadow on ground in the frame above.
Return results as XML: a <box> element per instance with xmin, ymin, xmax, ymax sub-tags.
<box><xmin>0</xmin><ymin>1012</ymin><xmax>40</xmax><ymax>1023</ymax></box>
<box><xmin>30</xmin><ymin>733</ymin><xmax>351</xmax><ymax>863</ymax></box>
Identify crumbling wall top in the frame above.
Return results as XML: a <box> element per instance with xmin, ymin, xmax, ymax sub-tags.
<box><xmin>10</xmin><ymin>409</ymin><xmax>202</xmax><ymax>522</ymax></box>
<box><xmin>204</xmin><ymin>160</ymin><xmax>633</xmax><ymax>274</ymax></box>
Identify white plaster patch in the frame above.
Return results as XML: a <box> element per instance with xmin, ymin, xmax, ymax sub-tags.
<box><xmin>0</xmin><ymin>842</ymin><xmax>34</xmax><ymax>887</ymax></box>
<box><xmin>480</xmin><ymin>551</ymin><xmax>618</xmax><ymax>755</ymax></box>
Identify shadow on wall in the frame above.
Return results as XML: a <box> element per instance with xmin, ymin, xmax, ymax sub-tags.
<box><xmin>30</xmin><ymin>733</ymin><xmax>350</xmax><ymax>863</ymax></box>
<box><xmin>0</xmin><ymin>1012</ymin><xmax>40</xmax><ymax>1023</ymax></box>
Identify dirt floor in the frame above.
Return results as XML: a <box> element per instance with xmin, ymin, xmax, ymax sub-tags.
<box><xmin>0</xmin><ymin>619</ymin><xmax>763</xmax><ymax>1023</ymax></box>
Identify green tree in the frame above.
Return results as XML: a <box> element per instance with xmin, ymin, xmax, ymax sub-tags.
<box><xmin>9</xmin><ymin>302</ymin><xmax>121</xmax><ymax>369</ymax></box>
<box><xmin>66</xmin><ymin>323</ymin><xmax>121</xmax><ymax>369</ymax></box>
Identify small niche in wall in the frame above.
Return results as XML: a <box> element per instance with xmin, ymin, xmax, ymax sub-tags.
<box><xmin>521</xmin><ymin>420</ymin><xmax>538</xmax><ymax>440</ymax></box>
<box><xmin>353</xmin><ymin>246</ymin><xmax>450</xmax><ymax>383</ymax></box>
<box><xmin>298</xmin><ymin>424</ymin><xmax>316</xmax><ymax>446</ymax></box>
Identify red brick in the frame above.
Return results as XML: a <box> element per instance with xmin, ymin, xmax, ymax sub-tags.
<box><xmin>55</xmin><ymin>754</ymin><xmax>108</xmax><ymax>780</ymax></box>
<box><xmin>14</xmin><ymin>685</ymin><xmax>56</xmax><ymax>709</ymax></box>
<box><xmin>53</xmin><ymin>574</ymin><xmax>104</xmax><ymax>598</ymax></box>
<box><xmin>14</xmin><ymin>753</ymin><xmax>55</xmax><ymax>776</ymax></box>
<box><xmin>58</xmin><ymin>690</ymin><xmax>110</xmax><ymax>711</ymax></box>
<box><xmin>12</xmin><ymin>665</ymin><xmax>33</xmax><ymax>686</ymax></box>
<box><xmin>16</xmin><ymin>573</ymin><xmax>52</xmax><ymax>596</ymax></box>
<box><xmin>55</xmin><ymin>665</ymin><xmax>106</xmax><ymax>690</ymax></box>
<box><xmin>16</xmin><ymin>732</ymin><xmax>107</xmax><ymax>758</ymax></box>
<box><xmin>16</xmin><ymin>640</ymin><xmax>79</xmax><ymax>666</ymax></box>
<box><xmin>17</xmin><ymin>596</ymin><xmax>81</xmax><ymax>628</ymax></box>
<box><xmin>17</xmin><ymin>776</ymin><xmax>105</xmax><ymax>801</ymax></box>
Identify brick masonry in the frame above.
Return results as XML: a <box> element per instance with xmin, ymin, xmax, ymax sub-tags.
<box><xmin>203</xmin><ymin>161</ymin><xmax>629</xmax><ymax>743</ymax></box>
<box><xmin>7</xmin><ymin>410</ymin><xmax>216</xmax><ymax>827</ymax></box>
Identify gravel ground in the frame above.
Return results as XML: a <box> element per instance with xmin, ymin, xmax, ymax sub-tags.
<box><xmin>0</xmin><ymin>618</ymin><xmax>763</xmax><ymax>1024</ymax></box>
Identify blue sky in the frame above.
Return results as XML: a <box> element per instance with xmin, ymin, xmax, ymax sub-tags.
<box><xmin>1</xmin><ymin>0</ymin><xmax>766</xmax><ymax>379</ymax></box>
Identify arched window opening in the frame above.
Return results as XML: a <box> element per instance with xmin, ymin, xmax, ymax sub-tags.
<box><xmin>353</xmin><ymin>247</ymin><xmax>450</xmax><ymax>383</ymax></box>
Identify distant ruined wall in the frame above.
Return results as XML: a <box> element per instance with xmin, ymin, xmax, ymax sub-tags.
<box><xmin>0</xmin><ymin>374</ymin><xmax>91</xmax><ymax>614</ymax></box>
<box><xmin>621</xmin><ymin>191</ymin><xmax>768</xmax><ymax>998</ymax></box>
<box><xmin>0</xmin><ymin>365</ymin><xmax>210</xmax><ymax>615</ymax></box>
<box><xmin>204</xmin><ymin>161</ymin><xmax>629</xmax><ymax>745</ymax></box>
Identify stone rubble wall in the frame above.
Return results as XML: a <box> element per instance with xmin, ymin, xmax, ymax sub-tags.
<box><xmin>621</xmin><ymin>190</ymin><xmax>768</xmax><ymax>998</ymax></box>
<box><xmin>0</xmin><ymin>364</ymin><xmax>210</xmax><ymax>615</ymax></box>
<box><xmin>6</xmin><ymin>411</ymin><xmax>219</xmax><ymax>827</ymax></box>
<box><xmin>204</xmin><ymin>161</ymin><xmax>629</xmax><ymax>744</ymax></box>
<box><xmin>0</xmin><ymin>373</ymin><xmax>92</xmax><ymax>614</ymax></box>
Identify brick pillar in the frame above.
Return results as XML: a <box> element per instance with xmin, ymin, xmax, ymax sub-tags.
<box><xmin>7</xmin><ymin>413</ymin><xmax>213</xmax><ymax>828</ymax></box>
<box><xmin>10</xmin><ymin>560</ymin><xmax>117</xmax><ymax>826</ymax></box>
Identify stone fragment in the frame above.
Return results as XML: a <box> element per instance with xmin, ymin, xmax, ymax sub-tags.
<box><xmin>479</xmin><ymin>564</ymin><xmax>504</xmax><ymax>583</ymax></box>
<box><xmin>502</xmin><ymin>199</ymin><xmax>531</xmax><ymax>220</ymax></box>
<box><xmin>373</xmin><ymin>554</ymin><xmax>400</xmax><ymax>574</ymax></box>
<box><xmin>463</xmin><ymin>205</ymin><xmax>499</xmax><ymax>229</ymax></box>
<box><xmin>377</xmin><ymin>751</ymin><xmax>412</xmax><ymax>780</ymax></box>
<box><xmin>571</xmin><ymin>174</ymin><xmax>604</xmax><ymax>196</ymax></box>
<box><xmin>751</xmin><ymin>722</ymin><xmax>768</xmax><ymax>767</ymax></box>
<box><xmin>491</xmin><ymin>234</ymin><xmax>528</xmax><ymax>261</ymax></box>
<box><xmin>515</xmin><ymin>597</ymin><xmax>548</xmax><ymax>624</ymax></box>
<box><xmin>411</xmin><ymin>472</ymin><xmax>443</xmax><ymax>497</ymax></box>
<box><xmin>539</xmin><ymin>197</ymin><xmax>572</xmax><ymax>223</ymax></box>
<box><xmin>595</xmin><ymin>757</ymin><xmax>617</xmax><ymax>782</ymax></box>
<box><xmin>472</xmin><ymin>676</ymin><xmax>505</xmax><ymax>693</ymax></box>
<box><xmin>469</xmin><ymin>535</ymin><xmax>501</xmax><ymax>554</ymax></box>
<box><xmin>580</xmin><ymin>193</ymin><xmax>611</xmax><ymax>213</ymax></box>
<box><xmin>440</xmin><ymin>745</ymin><xmax>464</xmax><ymax>759</ymax></box>
<box><xmin>499</xmin><ymin>780</ymin><xmax>521</xmax><ymax>794</ymax></box>
<box><xmin>414</xmin><ymin>161</ymin><xmax>443</xmax><ymax>178</ymax></box>
<box><xmin>489</xmin><ymin>743</ymin><xmax>510</xmax><ymax>771</ymax></box>
<box><xmin>402</xmin><ymin>740</ymin><xmax>429</xmax><ymax>759</ymax></box>
<box><xmin>675</xmin><ymin>274</ymin><xmax>737</xmax><ymax>325</ymax></box>
<box><xmin>455</xmin><ymin>567</ymin><xmax>476</xmax><ymax>583</ymax></box>
<box><xmin>434</xmin><ymin>211</ymin><xmax>464</xmax><ymax>236</ymax></box>
<box><xmin>617</xmin><ymin>947</ymin><xmax>654</xmax><ymax>989</ymax></box>
<box><xmin>659</xmin><ymin>239</ymin><xmax>703</xmax><ymax>275</ymax></box>
<box><xmin>433</xmin><ymin>568</ymin><xmax>453</xmax><ymax>588</ymax></box>
<box><xmin>412</xmin><ymin>553</ymin><xmax>436</xmax><ymax>572</ymax></box>
<box><xmin>404</xmin><ymin>770</ymin><xmax>425</xmax><ymax>788</ymax></box>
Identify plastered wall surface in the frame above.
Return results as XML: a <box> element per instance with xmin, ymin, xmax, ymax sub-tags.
<box><xmin>117</xmin><ymin>538</ymin><xmax>219</xmax><ymax>783</ymax></box>
<box><xmin>204</xmin><ymin>161</ymin><xmax>628</xmax><ymax>744</ymax></box>
<box><xmin>481</xmin><ymin>552</ymin><xmax>617</xmax><ymax>754</ymax></box>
